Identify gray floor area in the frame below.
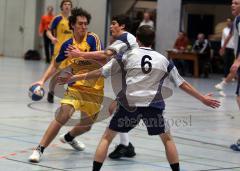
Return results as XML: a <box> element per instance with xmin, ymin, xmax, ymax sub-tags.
<box><xmin>0</xmin><ymin>57</ymin><xmax>239</xmax><ymax>171</ymax></box>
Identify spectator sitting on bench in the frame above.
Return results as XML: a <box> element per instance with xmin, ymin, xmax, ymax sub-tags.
<box><xmin>172</xmin><ymin>31</ymin><xmax>189</xmax><ymax>76</ymax></box>
<box><xmin>192</xmin><ymin>33</ymin><xmax>211</xmax><ymax>78</ymax></box>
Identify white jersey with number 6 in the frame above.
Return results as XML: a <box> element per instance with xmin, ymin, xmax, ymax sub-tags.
<box><xmin>102</xmin><ymin>47</ymin><xmax>185</xmax><ymax>110</ymax></box>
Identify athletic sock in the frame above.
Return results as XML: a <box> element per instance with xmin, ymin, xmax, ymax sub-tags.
<box><xmin>92</xmin><ymin>161</ymin><xmax>103</xmax><ymax>171</ymax></box>
<box><xmin>170</xmin><ymin>163</ymin><xmax>180</xmax><ymax>171</ymax></box>
<box><xmin>119</xmin><ymin>133</ymin><xmax>129</xmax><ymax>146</ymax></box>
<box><xmin>36</xmin><ymin>145</ymin><xmax>45</xmax><ymax>153</ymax></box>
<box><xmin>64</xmin><ymin>132</ymin><xmax>75</xmax><ymax>142</ymax></box>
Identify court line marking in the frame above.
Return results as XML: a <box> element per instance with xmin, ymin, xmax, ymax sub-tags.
<box><xmin>0</xmin><ymin>144</ymin><xmax>59</xmax><ymax>160</ymax></box>
<box><xmin>5</xmin><ymin>158</ymin><xmax>69</xmax><ymax>171</ymax></box>
<box><xmin>25</xmin><ymin>101</ymin><xmax>240</xmax><ymax>169</ymax></box>
<box><xmin>198</xmin><ymin>166</ymin><xmax>240</xmax><ymax>171</ymax></box>
<box><xmin>1</xmin><ymin>120</ymin><xmax>238</xmax><ymax>166</ymax></box>
<box><xmin>28</xmin><ymin>102</ymin><xmax>55</xmax><ymax>114</ymax></box>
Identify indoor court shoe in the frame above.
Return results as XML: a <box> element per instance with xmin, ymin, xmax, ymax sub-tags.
<box><xmin>109</xmin><ymin>142</ymin><xmax>136</xmax><ymax>159</ymax></box>
<box><xmin>214</xmin><ymin>83</ymin><xmax>224</xmax><ymax>91</ymax></box>
<box><xmin>59</xmin><ymin>134</ymin><xmax>85</xmax><ymax>151</ymax></box>
<box><xmin>125</xmin><ymin>142</ymin><xmax>136</xmax><ymax>157</ymax></box>
<box><xmin>230</xmin><ymin>139</ymin><xmax>240</xmax><ymax>151</ymax></box>
<box><xmin>28</xmin><ymin>150</ymin><xmax>42</xmax><ymax>163</ymax></box>
<box><xmin>230</xmin><ymin>143</ymin><xmax>240</xmax><ymax>151</ymax></box>
<box><xmin>47</xmin><ymin>92</ymin><xmax>54</xmax><ymax>103</ymax></box>
<box><xmin>219</xmin><ymin>91</ymin><xmax>226</xmax><ymax>97</ymax></box>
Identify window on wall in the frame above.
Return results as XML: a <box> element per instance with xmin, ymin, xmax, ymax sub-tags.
<box><xmin>187</xmin><ymin>14</ymin><xmax>214</xmax><ymax>40</ymax></box>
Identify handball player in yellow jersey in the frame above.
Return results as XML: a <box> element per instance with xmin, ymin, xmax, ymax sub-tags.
<box><xmin>29</xmin><ymin>7</ymin><xmax>104</xmax><ymax>163</ymax></box>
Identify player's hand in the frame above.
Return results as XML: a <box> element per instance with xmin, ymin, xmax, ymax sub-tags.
<box><xmin>57</xmin><ymin>72</ymin><xmax>74</xmax><ymax>85</ymax></box>
<box><xmin>219</xmin><ymin>48</ymin><xmax>225</xmax><ymax>56</ymax></box>
<box><xmin>201</xmin><ymin>93</ymin><xmax>220</xmax><ymax>108</ymax></box>
<box><xmin>51</xmin><ymin>37</ymin><xmax>58</xmax><ymax>44</ymax></box>
<box><xmin>30</xmin><ymin>80</ymin><xmax>44</xmax><ymax>87</ymax></box>
<box><xmin>65</xmin><ymin>45</ymin><xmax>82</xmax><ymax>58</ymax></box>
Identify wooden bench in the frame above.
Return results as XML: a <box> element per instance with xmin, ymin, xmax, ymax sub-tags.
<box><xmin>166</xmin><ymin>50</ymin><xmax>199</xmax><ymax>77</ymax></box>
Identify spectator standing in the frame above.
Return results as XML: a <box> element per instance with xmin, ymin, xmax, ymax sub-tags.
<box><xmin>139</xmin><ymin>11</ymin><xmax>154</xmax><ymax>29</ymax></box>
<box><xmin>39</xmin><ymin>5</ymin><xmax>54</xmax><ymax>63</ymax></box>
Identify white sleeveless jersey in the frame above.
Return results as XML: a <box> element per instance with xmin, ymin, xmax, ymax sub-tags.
<box><xmin>102</xmin><ymin>47</ymin><xmax>185</xmax><ymax>110</ymax></box>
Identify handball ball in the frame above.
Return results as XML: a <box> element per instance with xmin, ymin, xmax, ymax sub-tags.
<box><xmin>28</xmin><ymin>84</ymin><xmax>45</xmax><ymax>101</ymax></box>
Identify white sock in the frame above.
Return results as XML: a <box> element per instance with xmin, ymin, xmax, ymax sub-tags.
<box><xmin>119</xmin><ymin>133</ymin><xmax>129</xmax><ymax>146</ymax></box>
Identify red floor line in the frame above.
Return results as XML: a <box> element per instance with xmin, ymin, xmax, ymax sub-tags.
<box><xmin>0</xmin><ymin>143</ymin><xmax>60</xmax><ymax>160</ymax></box>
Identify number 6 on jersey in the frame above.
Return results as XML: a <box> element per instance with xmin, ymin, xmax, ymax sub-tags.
<box><xmin>141</xmin><ymin>55</ymin><xmax>152</xmax><ymax>74</ymax></box>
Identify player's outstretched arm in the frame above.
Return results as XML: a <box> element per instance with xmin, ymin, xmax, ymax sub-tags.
<box><xmin>57</xmin><ymin>68</ymin><xmax>103</xmax><ymax>85</ymax></box>
<box><xmin>31</xmin><ymin>60</ymin><xmax>58</xmax><ymax>87</ymax></box>
<box><xmin>179</xmin><ymin>81</ymin><xmax>221</xmax><ymax>108</ymax></box>
<box><xmin>73</xmin><ymin>69</ymin><xmax>102</xmax><ymax>81</ymax></box>
<box><xmin>65</xmin><ymin>45</ymin><xmax>114</xmax><ymax>60</ymax></box>
<box><xmin>57</xmin><ymin>58</ymin><xmax>119</xmax><ymax>84</ymax></box>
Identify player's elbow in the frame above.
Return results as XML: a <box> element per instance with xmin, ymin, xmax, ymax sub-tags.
<box><xmin>179</xmin><ymin>81</ymin><xmax>188</xmax><ymax>90</ymax></box>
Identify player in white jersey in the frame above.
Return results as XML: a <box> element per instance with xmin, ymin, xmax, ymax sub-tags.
<box><xmin>216</xmin><ymin>0</ymin><xmax>240</xmax><ymax>101</ymax></box>
<box><xmin>220</xmin><ymin>0</ymin><xmax>240</xmax><ymax>152</ymax></box>
<box><xmin>58</xmin><ymin>25</ymin><xmax>220</xmax><ymax>171</ymax></box>
<box><xmin>214</xmin><ymin>18</ymin><xmax>234</xmax><ymax>97</ymax></box>
<box><xmin>66</xmin><ymin>14</ymin><xmax>138</xmax><ymax>158</ymax></box>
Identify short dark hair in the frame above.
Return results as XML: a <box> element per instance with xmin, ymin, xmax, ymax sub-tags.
<box><xmin>60</xmin><ymin>0</ymin><xmax>72</xmax><ymax>10</ymax></box>
<box><xmin>136</xmin><ymin>25</ymin><xmax>155</xmax><ymax>47</ymax></box>
<box><xmin>112</xmin><ymin>14</ymin><xmax>131</xmax><ymax>31</ymax></box>
<box><xmin>68</xmin><ymin>7</ymin><xmax>92</xmax><ymax>30</ymax></box>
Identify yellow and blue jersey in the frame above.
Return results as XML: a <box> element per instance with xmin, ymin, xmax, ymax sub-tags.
<box><xmin>49</xmin><ymin>14</ymin><xmax>73</xmax><ymax>57</ymax></box>
<box><xmin>56</xmin><ymin>32</ymin><xmax>104</xmax><ymax>92</ymax></box>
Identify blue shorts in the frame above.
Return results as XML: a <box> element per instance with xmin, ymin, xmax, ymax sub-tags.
<box><xmin>109</xmin><ymin>105</ymin><xmax>168</xmax><ymax>135</ymax></box>
<box><xmin>236</xmin><ymin>68</ymin><xmax>240</xmax><ymax>96</ymax></box>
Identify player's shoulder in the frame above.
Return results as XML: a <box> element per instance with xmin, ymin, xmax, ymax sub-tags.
<box><xmin>126</xmin><ymin>31</ymin><xmax>135</xmax><ymax>38</ymax></box>
<box><xmin>87</xmin><ymin>32</ymin><xmax>100</xmax><ymax>40</ymax></box>
<box><xmin>126</xmin><ymin>48</ymin><xmax>139</xmax><ymax>56</ymax></box>
<box><xmin>126</xmin><ymin>32</ymin><xmax>136</xmax><ymax>42</ymax></box>
<box><xmin>62</xmin><ymin>38</ymin><xmax>73</xmax><ymax>47</ymax></box>
<box><xmin>52</xmin><ymin>15</ymin><xmax>63</xmax><ymax>22</ymax></box>
<box><xmin>116</xmin><ymin>32</ymin><xmax>135</xmax><ymax>42</ymax></box>
<box><xmin>88</xmin><ymin>32</ymin><xmax>100</xmax><ymax>37</ymax></box>
<box><xmin>156</xmin><ymin>51</ymin><xmax>170</xmax><ymax>62</ymax></box>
